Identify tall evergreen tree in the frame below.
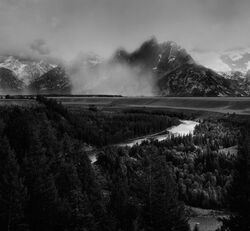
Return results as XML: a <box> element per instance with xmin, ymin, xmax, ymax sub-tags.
<box><xmin>219</xmin><ymin>130</ymin><xmax>250</xmax><ymax>231</ymax></box>
<box><xmin>23</xmin><ymin>134</ymin><xmax>61</xmax><ymax>231</ymax></box>
<box><xmin>0</xmin><ymin>137</ymin><xmax>27</xmax><ymax>231</ymax></box>
<box><xmin>140</xmin><ymin>150</ymin><xmax>189</xmax><ymax>231</ymax></box>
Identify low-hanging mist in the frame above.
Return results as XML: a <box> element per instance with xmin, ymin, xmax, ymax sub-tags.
<box><xmin>1</xmin><ymin>37</ymin><xmax>249</xmax><ymax>97</ymax></box>
<box><xmin>67</xmin><ymin>55</ymin><xmax>157</xmax><ymax>96</ymax></box>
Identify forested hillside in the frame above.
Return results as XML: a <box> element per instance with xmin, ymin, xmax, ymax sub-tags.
<box><xmin>119</xmin><ymin>120</ymin><xmax>239</xmax><ymax>209</ymax></box>
<box><xmin>0</xmin><ymin>97</ymin><xmax>249</xmax><ymax>231</ymax></box>
<box><xmin>218</xmin><ymin>125</ymin><xmax>250</xmax><ymax>231</ymax></box>
<box><xmin>0</xmin><ymin>98</ymin><xmax>188</xmax><ymax>231</ymax></box>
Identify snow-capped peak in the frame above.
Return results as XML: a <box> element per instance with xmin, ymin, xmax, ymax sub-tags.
<box><xmin>0</xmin><ymin>56</ymin><xmax>56</xmax><ymax>85</ymax></box>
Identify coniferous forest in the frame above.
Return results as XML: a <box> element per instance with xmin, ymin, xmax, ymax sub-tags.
<box><xmin>0</xmin><ymin>97</ymin><xmax>249</xmax><ymax>231</ymax></box>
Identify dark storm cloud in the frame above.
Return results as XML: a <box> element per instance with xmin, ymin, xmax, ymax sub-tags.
<box><xmin>0</xmin><ymin>0</ymin><xmax>250</xmax><ymax>71</ymax></box>
<box><xmin>30</xmin><ymin>39</ymin><xmax>50</xmax><ymax>55</ymax></box>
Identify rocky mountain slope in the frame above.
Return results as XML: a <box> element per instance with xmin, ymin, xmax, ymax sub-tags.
<box><xmin>220</xmin><ymin>70</ymin><xmax>250</xmax><ymax>95</ymax></box>
<box><xmin>0</xmin><ymin>56</ymin><xmax>71</xmax><ymax>94</ymax></box>
<box><xmin>0</xmin><ymin>67</ymin><xmax>24</xmax><ymax>93</ymax></box>
<box><xmin>29</xmin><ymin>66</ymin><xmax>71</xmax><ymax>94</ymax></box>
<box><xmin>0</xmin><ymin>56</ymin><xmax>55</xmax><ymax>85</ymax></box>
<box><xmin>0</xmin><ymin>40</ymin><xmax>249</xmax><ymax>96</ymax></box>
<box><xmin>112</xmin><ymin>38</ymin><xmax>247</xmax><ymax>96</ymax></box>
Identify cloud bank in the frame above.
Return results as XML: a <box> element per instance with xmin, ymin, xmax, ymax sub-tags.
<box><xmin>30</xmin><ymin>39</ymin><xmax>50</xmax><ymax>55</ymax></box>
<box><xmin>0</xmin><ymin>0</ymin><xmax>250</xmax><ymax>71</ymax></box>
<box><xmin>67</xmin><ymin>54</ymin><xmax>156</xmax><ymax>96</ymax></box>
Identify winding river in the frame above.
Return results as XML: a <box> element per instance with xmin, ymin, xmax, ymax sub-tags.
<box><xmin>89</xmin><ymin>120</ymin><xmax>199</xmax><ymax>163</ymax></box>
<box><xmin>90</xmin><ymin>119</ymin><xmax>224</xmax><ymax>231</ymax></box>
<box><xmin>118</xmin><ymin>120</ymin><xmax>199</xmax><ymax>147</ymax></box>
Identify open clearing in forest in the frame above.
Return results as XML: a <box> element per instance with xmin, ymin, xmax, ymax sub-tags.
<box><xmin>1</xmin><ymin>96</ymin><xmax>250</xmax><ymax>115</ymax></box>
<box><xmin>52</xmin><ymin>96</ymin><xmax>250</xmax><ymax>115</ymax></box>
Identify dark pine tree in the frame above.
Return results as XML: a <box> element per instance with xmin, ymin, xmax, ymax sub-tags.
<box><xmin>140</xmin><ymin>151</ymin><xmax>189</xmax><ymax>231</ymax></box>
<box><xmin>23</xmin><ymin>134</ymin><xmax>61</xmax><ymax>231</ymax></box>
<box><xmin>0</xmin><ymin>137</ymin><xmax>27</xmax><ymax>231</ymax></box>
<box><xmin>219</xmin><ymin>129</ymin><xmax>250</xmax><ymax>231</ymax></box>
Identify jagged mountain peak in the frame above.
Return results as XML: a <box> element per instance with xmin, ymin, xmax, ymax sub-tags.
<box><xmin>0</xmin><ymin>56</ymin><xmax>56</xmax><ymax>85</ymax></box>
<box><xmin>110</xmin><ymin>39</ymin><xmax>245</xmax><ymax>96</ymax></box>
<box><xmin>112</xmin><ymin>38</ymin><xmax>195</xmax><ymax>75</ymax></box>
<box><xmin>0</xmin><ymin>67</ymin><xmax>24</xmax><ymax>93</ymax></box>
<box><xmin>28</xmin><ymin>65</ymin><xmax>71</xmax><ymax>94</ymax></box>
<box><xmin>0</xmin><ymin>38</ymin><xmax>248</xmax><ymax>96</ymax></box>
<box><xmin>0</xmin><ymin>56</ymin><xmax>70</xmax><ymax>94</ymax></box>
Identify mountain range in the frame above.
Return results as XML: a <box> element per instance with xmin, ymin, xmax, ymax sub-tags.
<box><xmin>0</xmin><ymin>39</ymin><xmax>249</xmax><ymax>96</ymax></box>
<box><xmin>0</xmin><ymin>56</ymin><xmax>71</xmax><ymax>94</ymax></box>
<box><xmin>112</xmin><ymin>38</ymin><xmax>248</xmax><ymax>96</ymax></box>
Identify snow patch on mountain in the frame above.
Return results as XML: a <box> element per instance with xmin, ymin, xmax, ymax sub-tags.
<box><xmin>0</xmin><ymin>56</ymin><xmax>56</xmax><ymax>85</ymax></box>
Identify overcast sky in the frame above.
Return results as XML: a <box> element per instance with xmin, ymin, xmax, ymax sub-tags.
<box><xmin>0</xmin><ymin>0</ymin><xmax>250</xmax><ymax>71</ymax></box>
